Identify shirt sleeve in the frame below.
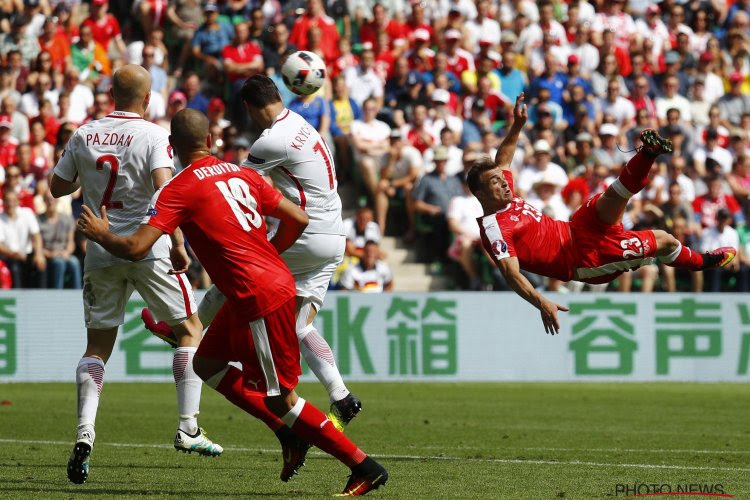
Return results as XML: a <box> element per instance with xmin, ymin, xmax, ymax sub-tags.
<box><xmin>148</xmin><ymin>128</ymin><xmax>176</xmax><ymax>173</ymax></box>
<box><xmin>144</xmin><ymin>184</ymin><xmax>187</xmax><ymax>235</ymax></box>
<box><xmin>26</xmin><ymin>209</ymin><xmax>40</xmax><ymax>235</ymax></box>
<box><xmin>53</xmin><ymin>130</ymin><xmax>79</xmax><ymax>182</ymax></box>
<box><xmin>242</xmin><ymin>134</ymin><xmax>289</xmax><ymax>176</ymax></box>
<box><xmin>479</xmin><ymin>215</ymin><xmax>515</xmax><ymax>260</ymax></box>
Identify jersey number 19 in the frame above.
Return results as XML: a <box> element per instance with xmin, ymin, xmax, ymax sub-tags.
<box><xmin>216</xmin><ymin>178</ymin><xmax>262</xmax><ymax>232</ymax></box>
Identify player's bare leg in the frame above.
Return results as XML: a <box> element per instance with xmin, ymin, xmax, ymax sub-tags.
<box><xmin>170</xmin><ymin>313</ymin><xmax>222</xmax><ymax>456</ymax></box>
<box><xmin>68</xmin><ymin>327</ymin><xmax>117</xmax><ymax>484</ymax></box>
<box><xmin>194</xmin><ymin>356</ymin><xmax>310</xmax><ymax>481</ymax></box>
<box><xmin>296</xmin><ymin>297</ymin><xmax>361</xmax><ymax>431</ymax></box>
<box><xmin>265</xmin><ymin>388</ymin><xmax>388</xmax><ymax>496</ymax></box>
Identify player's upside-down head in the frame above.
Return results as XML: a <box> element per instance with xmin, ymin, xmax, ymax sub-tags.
<box><xmin>169</xmin><ymin>108</ymin><xmax>211</xmax><ymax>165</ymax></box>
<box><xmin>239</xmin><ymin>74</ymin><xmax>283</xmax><ymax>131</ymax></box>
<box><xmin>467</xmin><ymin>156</ymin><xmax>514</xmax><ymax>213</ymax></box>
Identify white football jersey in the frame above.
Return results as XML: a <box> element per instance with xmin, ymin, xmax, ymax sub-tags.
<box><xmin>54</xmin><ymin>111</ymin><xmax>173</xmax><ymax>271</ymax></box>
<box><xmin>242</xmin><ymin>109</ymin><xmax>344</xmax><ymax>236</ymax></box>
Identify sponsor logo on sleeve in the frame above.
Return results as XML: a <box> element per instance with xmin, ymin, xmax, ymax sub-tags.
<box><xmin>167</xmin><ymin>145</ymin><xmax>173</xmax><ymax>159</ymax></box>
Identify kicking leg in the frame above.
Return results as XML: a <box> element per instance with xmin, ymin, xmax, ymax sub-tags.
<box><xmin>296</xmin><ymin>297</ymin><xmax>361</xmax><ymax>430</ymax></box>
<box><xmin>68</xmin><ymin>327</ymin><xmax>117</xmax><ymax>484</ymax></box>
<box><xmin>595</xmin><ymin>130</ymin><xmax>672</xmax><ymax>225</ymax></box>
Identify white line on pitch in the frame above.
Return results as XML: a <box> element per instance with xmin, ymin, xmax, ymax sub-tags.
<box><xmin>411</xmin><ymin>445</ymin><xmax>750</xmax><ymax>455</ymax></box>
<box><xmin>2</xmin><ymin>438</ymin><xmax>750</xmax><ymax>472</ymax></box>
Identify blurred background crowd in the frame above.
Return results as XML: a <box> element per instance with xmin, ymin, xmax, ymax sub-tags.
<box><xmin>0</xmin><ymin>0</ymin><xmax>748</xmax><ymax>293</ymax></box>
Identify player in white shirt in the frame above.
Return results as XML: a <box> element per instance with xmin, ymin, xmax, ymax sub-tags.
<box><xmin>144</xmin><ymin>75</ymin><xmax>362</xmax><ymax>433</ymax></box>
<box><xmin>49</xmin><ymin>65</ymin><xmax>222</xmax><ymax>485</ymax></box>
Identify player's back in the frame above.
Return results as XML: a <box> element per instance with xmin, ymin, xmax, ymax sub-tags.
<box><xmin>150</xmin><ymin>155</ymin><xmax>296</xmax><ymax>319</ymax></box>
<box><xmin>57</xmin><ymin>111</ymin><xmax>172</xmax><ymax>270</ymax></box>
<box><xmin>243</xmin><ymin>109</ymin><xmax>344</xmax><ymax>236</ymax></box>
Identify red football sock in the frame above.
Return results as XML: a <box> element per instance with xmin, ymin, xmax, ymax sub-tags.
<box><xmin>668</xmin><ymin>245</ymin><xmax>704</xmax><ymax>271</ymax></box>
<box><xmin>617</xmin><ymin>152</ymin><xmax>655</xmax><ymax>194</ymax></box>
<box><xmin>216</xmin><ymin>366</ymin><xmax>284</xmax><ymax>431</ymax></box>
<box><xmin>286</xmin><ymin>399</ymin><xmax>367</xmax><ymax>468</ymax></box>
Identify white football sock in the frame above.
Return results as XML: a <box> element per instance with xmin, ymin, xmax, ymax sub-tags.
<box><xmin>173</xmin><ymin>346</ymin><xmax>201</xmax><ymax>435</ymax></box>
<box><xmin>76</xmin><ymin>357</ymin><xmax>104</xmax><ymax>430</ymax></box>
<box><xmin>297</xmin><ymin>324</ymin><xmax>350</xmax><ymax>403</ymax></box>
<box><xmin>197</xmin><ymin>285</ymin><xmax>226</xmax><ymax>327</ymax></box>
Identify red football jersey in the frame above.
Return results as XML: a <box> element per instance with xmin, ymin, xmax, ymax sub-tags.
<box><xmin>146</xmin><ymin>155</ymin><xmax>297</xmax><ymax>320</ymax></box>
<box><xmin>478</xmin><ymin>170</ymin><xmax>575</xmax><ymax>281</ymax></box>
<box><xmin>82</xmin><ymin>15</ymin><xmax>121</xmax><ymax>50</ymax></box>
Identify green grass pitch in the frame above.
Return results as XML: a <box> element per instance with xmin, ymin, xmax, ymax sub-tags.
<box><xmin>1</xmin><ymin>382</ymin><xmax>749</xmax><ymax>499</ymax></box>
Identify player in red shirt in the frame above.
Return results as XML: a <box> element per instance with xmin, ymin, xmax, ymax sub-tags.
<box><xmin>77</xmin><ymin>109</ymin><xmax>388</xmax><ymax>497</ymax></box>
<box><xmin>471</xmin><ymin>95</ymin><xmax>737</xmax><ymax>334</ymax></box>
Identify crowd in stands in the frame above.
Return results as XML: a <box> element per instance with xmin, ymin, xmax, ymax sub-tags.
<box><xmin>0</xmin><ymin>0</ymin><xmax>748</xmax><ymax>293</ymax></box>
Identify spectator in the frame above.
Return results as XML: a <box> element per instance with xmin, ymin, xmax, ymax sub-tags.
<box><xmin>157</xmin><ymin>90</ymin><xmax>187</xmax><ymax>131</ymax></box>
<box><xmin>0</xmin><ymin>189</ymin><xmax>45</xmax><ymax>288</ymax></box>
<box><xmin>262</xmin><ymin>22</ymin><xmax>296</xmax><ymax>75</ymax></box>
<box><xmin>38</xmin><ymin>193</ymin><xmax>80</xmax><ymax>289</ymax></box>
<box><xmin>71</xmin><ymin>22</ymin><xmax>111</xmax><ymax>85</ymax></box>
<box><xmin>19</xmin><ymin>71</ymin><xmax>57</xmax><ymax>118</ymax></box>
<box><xmin>343</xmin><ymin>207</ymin><xmax>382</xmax><ymax>260</ymax></box>
<box><xmin>423</xmin><ymin>127</ymin><xmax>463</xmax><ymax>176</ymax></box>
<box><xmin>655</xmin><ymin>76</ymin><xmax>692</xmax><ymax>125</ymax></box>
<box><xmin>446</xmin><ymin>169</ymin><xmax>484</xmax><ymax>289</ymax></box>
<box><xmin>411</xmin><ymin>145</ymin><xmax>463</xmax><ymax>264</ymax></box>
<box><xmin>165</xmin><ymin>0</ymin><xmax>202</xmax><ymax>76</ymax></box>
<box><xmin>344</xmin><ymin>48</ymin><xmax>383</xmax><ymax>108</ymax></box>
<box><xmin>289</xmin><ymin>92</ymin><xmax>330</xmax><ymax>138</ymax></box>
<box><xmin>719</xmin><ymin>72</ymin><xmax>750</xmax><ymax>129</ymax></box>
<box><xmin>693</xmin><ymin>176</ymin><xmax>745</xmax><ymax>229</ymax></box>
<box><xmin>375</xmin><ymin>129</ymin><xmax>422</xmax><ymax>235</ymax></box>
<box><xmin>517</xmin><ymin>139</ymin><xmax>568</xmax><ymax>197</ymax></box>
<box><xmin>81</xmin><ymin>0</ymin><xmax>128</xmax><ymax>62</ymax></box>
<box><xmin>339</xmin><ymin>240</ymin><xmax>393</xmax><ymax>292</ymax></box>
<box><xmin>2</xmin><ymin>95</ymin><xmax>29</xmax><ymax>144</ymax></box>
<box><xmin>182</xmin><ymin>72</ymin><xmax>210</xmax><ymax>115</ymax></box>
<box><xmin>289</xmin><ymin>0</ymin><xmax>340</xmax><ymax>63</ymax></box>
<box><xmin>0</xmin><ymin>115</ymin><xmax>18</xmax><ymax>168</ymax></box>
<box><xmin>592</xmin><ymin>123</ymin><xmax>630</xmax><ymax>171</ymax></box>
<box><xmin>694</xmin><ymin>128</ymin><xmax>734</xmax><ymax>175</ymax></box>
<box><xmin>222</xmin><ymin>21</ymin><xmax>263</xmax><ymax>87</ymax></box>
<box><xmin>191</xmin><ymin>2</ymin><xmax>234</xmax><ymax>80</ymax></box>
<box><xmin>497</xmin><ymin>47</ymin><xmax>525</xmax><ymax>104</ymax></box>
<box><xmin>403</xmin><ymin>104</ymin><xmax>436</xmax><ymax>154</ymax></box>
<box><xmin>3</xmin><ymin>164</ymin><xmax>34</xmax><ymax>210</ymax></box>
<box><xmin>701</xmin><ymin>208</ymin><xmax>741</xmax><ymax>291</ymax></box>
<box><xmin>350</xmin><ymin>98</ymin><xmax>391</xmax><ymax>197</ymax></box>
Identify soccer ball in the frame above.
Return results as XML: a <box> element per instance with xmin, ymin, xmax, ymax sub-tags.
<box><xmin>281</xmin><ymin>51</ymin><xmax>327</xmax><ymax>96</ymax></box>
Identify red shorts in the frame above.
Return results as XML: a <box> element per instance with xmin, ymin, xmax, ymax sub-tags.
<box><xmin>196</xmin><ymin>297</ymin><xmax>300</xmax><ymax>396</ymax></box>
<box><xmin>569</xmin><ymin>193</ymin><xmax>658</xmax><ymax>284</ymax></box>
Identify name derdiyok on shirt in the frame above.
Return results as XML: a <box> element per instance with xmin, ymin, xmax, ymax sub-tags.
<box><xmin>193</xmin><ymin>162</ymin><xmax>241</xmax><ymax>180</ymax></box>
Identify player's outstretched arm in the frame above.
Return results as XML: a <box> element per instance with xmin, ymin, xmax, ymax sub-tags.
<box><xmin>496</xmin><ymin>256</ymin><xmax>569</xmax><ymax>335</ymax></box>
<box><xmin>267</xmin><ymin>197</ymin><xmax>309</xmax><ymax>255</ymax></box>
<box><xmin>77</xmin><ymin>205</ymin><xmax>164</xmax><ymax>261</ymax></box>
<box><xmin>494</xmin><ymin>93</ymin><xmax>527</xmax><ymax>170</ymax></box>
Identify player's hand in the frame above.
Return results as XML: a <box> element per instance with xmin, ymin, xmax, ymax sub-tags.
<box><xmin>169</xmin><ymin>245</ymin><xmax>191</xmax><ymax>275</ymax></box>
<box><xmin>513</xmin><ymin>92</ymin><xmax>527</xmax><ymax>128</ymax></box>
<box><xmin>77</xmin><ymin>205</ymin><xmax>110</xmax><ymax>242</ymax></box>
<box><xmin>539</xmin><ymin>298</ymin><xmax>569</xmax><ymax>335</ymax></box>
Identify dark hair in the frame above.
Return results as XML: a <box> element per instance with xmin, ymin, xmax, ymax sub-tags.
<box><xmin>240</xmin><ymin>75</ymin><xmax>282</xmax><ymax>109</ymax></box>
<box><xmin>466</xmin><ymin>157</ymin><xmax>496</xmax><ymax>196</ymax></box>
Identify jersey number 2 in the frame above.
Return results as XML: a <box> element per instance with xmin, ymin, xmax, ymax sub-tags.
<box><xmin>312</xmin><ymin>141</ymin><xmax>335</xmax><ymax>189</ymax></box>
<box><xmin>96</xmin><ymin>154</ymin><xmax>123</xmax><ymax>209</ymax></box>
<box><xmin>216</xmin><ymin>178</ymin><xmax>262</xmax><ymax>232</ymax></box>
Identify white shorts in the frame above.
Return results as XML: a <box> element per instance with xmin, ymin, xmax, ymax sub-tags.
<box><xmin>282</xmin><ymin>233</ymin><xmax>345</xmax><ymax>311</ymax></box>
<box><xmin>82</xmin><ymin>258</ymin><xmax>196</xmax><ymax>330</ymax></box>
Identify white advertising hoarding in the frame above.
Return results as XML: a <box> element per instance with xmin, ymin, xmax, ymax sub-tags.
<box><xmin>0</xmin><ymin>291</ymin><xmax>749</xmax><ymax>382</ymax></box>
